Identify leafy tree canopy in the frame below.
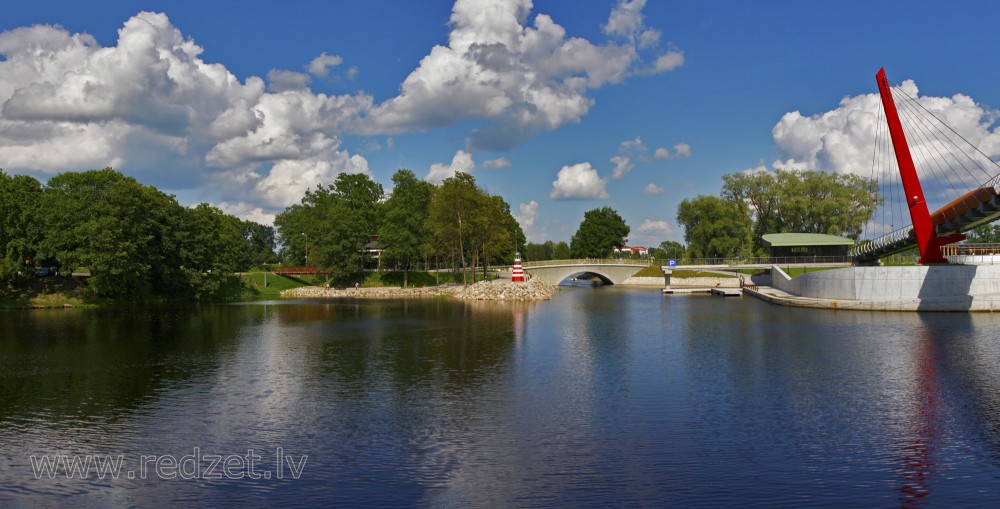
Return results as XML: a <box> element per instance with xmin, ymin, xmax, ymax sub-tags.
<box><xmin>676</xmin><ymin>195</ymin><xmax>751</xmax><ymax>259</ymax></box>
<box><xmin>275</xmin><ymin>172</ymin><xmax>384</xmax><ymax>281</ymax></box>
<box><xmin>379</xmin><ymin>169</ymin><xmax>433</xmax><ymax>287</ymax></box>
<box><xmin>570</xmin><ymin>206</ymin><xmax>630</xmax><ymax>258</ymax></box>
<box><xmin>721</xmin><ymin>168</ymin><xmax>879</xmax><ymax>254</ymax></box>
<box><xmin>966</xmin><ymin>224</ymin><xmax>1000</xmax><ymax>243</ymax></box>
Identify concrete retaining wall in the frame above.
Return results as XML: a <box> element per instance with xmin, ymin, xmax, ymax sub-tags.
<box><xmin>771</xmin><ymin>265</ymin><xmax>1000</xmax><ymax>301</ymax></box>
<box><xmin>620</xmin><ymin>276</ymin><xmax>667</xmax><ymax>286</ymax></box>
<box><xmin>670</xmin><ymin>276</ymin><xmax>741</xmax><ymax>288</ymax></box>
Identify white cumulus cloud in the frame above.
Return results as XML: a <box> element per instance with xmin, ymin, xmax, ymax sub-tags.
<box><xmin>215</xmin><ymin>201</ymin><xmax>278</xmax><ymax>225</ymax></box>
<box><xmin>308</xmin><ymin>52</ymin><xmax>343</xmax><ymax>77</ymax></box>
<box><xmin>772</xmin><ymin>79</ymin><xmax>1000</xmax><ymax>191</ymax></box>
<box><xmin>636</xmin><ymin>218</ymin><xmax>672</xmax><ymax>235</ymax></box>
<box><xmin>632</xmin><ymin>218</ymin><xmax>673</xmax><ymax>245</ymax></box>
<box><xmin>251</xmin><ymin>150</ymin><xmax>371</xmax><ymax>208</ymax></box>
<box><xmin>611</xmin><ymin>155</ymin><xmax>634</xmax><ymax>179</ymax></box>
<box><xmin>611</xmin><ymin>136</ymin><xmax>649</xmax><ymax>179</ymax></box>
<box><xmin>0</xmin><ymin>11</ymin><xmax>376</xmax><ymax>211</ymax></box>
<box><xmin>426</xmin><ymin>149</ymin><xmax>475</xmax><ymax>183</ymax></box>
<box><xmin>517</xmin><ymin>200</ymin><xmax>539</xmax><ymax>227</ymax></box>
<box><xmin>483</xmin><ymin>157</ymin><xmax>512</xmax><ymax>169</ymax></box>
<box><xmin>549</xmin><ymin>162</ymin><xmax>608</xmax><ymax>200</ymax></box>
<box><xmin>643</xmin><ymin>183</ymin><xmax>664</xmax><ymax>195</ymax></box>
<box><xmin>267</xmin><ymin>69</ymin><xmax>311</xmax><ymax>92</ymax></box>
<box><xmin>368</xmin><ymin>0</ymin><xmax>682</xmax><ymax>150</ymax></box>
<box><xmin>649</xmin><ymin>50</ymin><xmax>684</xmax><ymax>73</ymax></box>
<box><xmin>654</xmin><ymin>142</ymin><xmax>691</xmax><ymax>160</ymax></box>
<box><xmin>0</xmin><ymin>3</ymin><xmax>681</xmax><ymax>216</ymax></box>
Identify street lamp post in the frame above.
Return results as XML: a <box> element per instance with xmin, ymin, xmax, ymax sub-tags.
<box><xmin>301</xmin><ymin>232</ymin><xmax>308</xmax><ymax>267</ymax></box>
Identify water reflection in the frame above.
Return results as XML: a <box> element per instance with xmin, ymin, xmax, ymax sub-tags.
<box><xmin>2</xmin><ymin>293</ymin><xmax>1000</xmax><ymax>506</ymax></box>
<box><xmin>0</xmin><ymin>306</ymin><xmax>249</xmax><ymax>424</ymax></box>
<box><xmin>894</xmin><ymin>322</ymin><xmax>943</xmax><ymax>508</ymax></box>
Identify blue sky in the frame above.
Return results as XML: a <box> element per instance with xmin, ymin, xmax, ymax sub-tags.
<box><xmin>3</xmin><ymin>0</ymin><xmax>1000</xmax><ymax>246</ymax></box>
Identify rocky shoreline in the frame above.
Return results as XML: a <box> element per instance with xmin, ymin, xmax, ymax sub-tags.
<box><xmin>281</xmin><ymin>279</ymin><xmax>557</xmax><ymax>302</ymax></box>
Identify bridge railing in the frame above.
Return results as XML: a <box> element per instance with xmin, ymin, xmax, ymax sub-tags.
<box><xmin>519</xmin><ymin>256</ymin><xmax>857</xmax><ymax>269</ymax></box>
<box><xmin>273</xmin><ymin>266</ymin><xmax>324</xmax><ymax>275</ymax></box>
<box><xmin>851</xmin><ymin>226</ymin><xmax>914</xmax><ymax>258</ymax></box>
<box><xmin>520</xmin><ymin>258</ymin><xmax>650</xmax><ymax>267</ymax></box>
<box><xmin>670</xmin><ymin>256</ymin><xmax>855</xmax><ymax>267</ymax></box>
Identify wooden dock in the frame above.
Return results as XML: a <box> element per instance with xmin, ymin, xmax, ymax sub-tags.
<box><xmin>662</xmin><ymin>287</ymin><xmax>741</xmax><ymax>296</ymax></box>
<box><xmin>663</xmin><ymin>287</ymin><xmax>710</xmax><ymax>294</ymax></box>
<box><xmin>710</xmin><ymin>288</ymin><xmax>742</xmax><ymax>297</ymax></box>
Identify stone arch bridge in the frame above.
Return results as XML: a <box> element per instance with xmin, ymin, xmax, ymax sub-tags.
<box><xmin>520</xmin><ymin>260</ymin><xmax>657</xmax><ymax>285</ymax></box>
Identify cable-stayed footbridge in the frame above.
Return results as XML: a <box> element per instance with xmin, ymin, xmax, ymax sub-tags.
<box><xmin>852</xmin><ymin>68</ymin><xmax>1000</xmax><ymax>264</ymax></box>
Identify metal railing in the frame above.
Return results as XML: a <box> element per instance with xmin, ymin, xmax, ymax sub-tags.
<box><xmin>852</xmin><ymin>226</ymin><xmax>914</xmax><ymax>257</ymax></box>
<box><xmin>519</xmin><ymin>256</ymin><xmax>858</xmax><ymax>269</ymax></box>
<box><xmin>942</xmin><ymin>243</ymin><xmax>1000</xmax><ymax>256</ymax></box>
<box><xmin>666</xmin><ymin>256</ymin><xmax>854</xmax><ymax>267</ymax></box>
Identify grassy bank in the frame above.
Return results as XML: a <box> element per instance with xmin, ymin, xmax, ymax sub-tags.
<box><xmin>635</xmin><ymin>265</ymin><xmax>743</xmax><ymax>279</ymax></box>
<box><xmin>777</xmin><ymin>266</ymin><xmax>841</xmax><ymax>277</ymax></box>
<box><xmin>234</xmin><ymin>270</ymin><xmax>492</xmax><ymax>300</ymax></box>
<box><xmin>2</xmin><ymin>269</ymin><xmax>496</xmax><ymax>309</ymax></box>
<box><xmin>0</xmin><ymin>277</ymin><xmax>96</xmax><ymax>309</ymax></box>
<box><xmin>236</xmin><ymin>272</ymin><xmax>311</xmax><ymax>300</ymax></box>
<box><xmin>358</xmin><ymin>270</ymin><xmax>493</xmax><ymax>288</ymax></box>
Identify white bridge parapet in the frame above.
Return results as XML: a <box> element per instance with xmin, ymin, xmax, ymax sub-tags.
<box><xmin>521</xmin><ymin>262</ymin><xmax>654</xmax><ymax>285</ymax></box>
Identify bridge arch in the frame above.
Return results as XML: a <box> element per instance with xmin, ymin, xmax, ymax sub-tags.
<box><xmin>561</xmin><ymin>271</ymin><xmax>614</xmax><ymax>285</ymax></box>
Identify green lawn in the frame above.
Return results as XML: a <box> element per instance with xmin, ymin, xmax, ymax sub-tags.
<box><xmin>631</xmin><ymin>265</ymin><xmax>669</xmax><ymax>277</ymax></box>
<box><xmin>239</xmin><ymin>270</ymin><xmax>493</xmax><ymax>297</ymax></box>
<box><xmin>358</xmin><ymin>270</ymin><xmax>493</xmax><ymax>287</ymax></box>
<box><xmin>0</xmin><ymin>277</ymin><xmax>96</xmax><ymax>309</ymax></box>
<box><xmin>778</xmin><ymin>266</ymin><xmax>841</xmax><ymax>277</ymax></box>
<box><xmin>239</xmin><ymin>272</ymin><xmax>309</xmax><ymax>299</ymax></box>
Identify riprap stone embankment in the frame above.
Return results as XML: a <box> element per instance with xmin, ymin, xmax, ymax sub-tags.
<box><xmin>449</xmin><ymin>279</ymin><xmax>556</xmax><ymax>301</ymax></box>
<box><xmin>281</xmin><ymin>279</ymin><xmax>557</xmax><ymax>302</ymax></box>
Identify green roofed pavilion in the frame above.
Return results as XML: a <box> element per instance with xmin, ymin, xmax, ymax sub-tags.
<box><xmin>761</xmin><ymin>233</ymin><xmax>855</xmax><ymax>262</ymax></box>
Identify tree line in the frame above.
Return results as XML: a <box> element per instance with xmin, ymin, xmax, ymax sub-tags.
<box><xmin>3</xmin><ymin>165</ymin><xmax>692</xmax><ymax>298</ymax></box>
<box><xmin>0</xmin><ymin>168</ymin><xmax>276</xmax><ymax>298</ymax></box>
<box><xmin>275</xmin><ymin>170</ymin><xmax>525</xmax><ymax>287</ymax></box>
<box><xmin>676</xmin><ymin>168</ymin><xmax>880</xmax><ymax>259</ymax></box>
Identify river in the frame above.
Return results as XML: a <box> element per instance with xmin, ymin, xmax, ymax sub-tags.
<box><xmin>2</xmin><ymin>287</ymin><xmax>1000</xmax><ymax>507</ymax></box>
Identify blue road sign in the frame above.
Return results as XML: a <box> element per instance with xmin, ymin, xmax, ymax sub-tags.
<box><xmin>668</xmin><ymin>259</ymin><xmax>677</xmax><ymax>267</ymax></box>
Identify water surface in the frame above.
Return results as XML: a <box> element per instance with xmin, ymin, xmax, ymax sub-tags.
<box><xmin>2</xmin><ymin>288</ymin><xmax>1000</xmax><ymax>507</ymax></box>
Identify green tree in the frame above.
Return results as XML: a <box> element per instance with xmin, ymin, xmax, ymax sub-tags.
<box><xmin>570</xmin><ymin>206</ymin><xmax>630</xmax><ymax>258</ymax></box>
<box><xmin>552</xmin><ymin>241</ymin><xmax>570</xmax><ymax>260</ymax></box>
<box><xmin>658</xmin><ymin>240</ymin><xmax>686</xmax><ymax>260</ymax></box>
<box><xmin>379</xmin><ymin>169</ymin><xmax>433</xmax><ymax>287</ymax></box>
<box><xmin>178</xmin><ymin>204</ymin><xmax>245</xmax><ymax>298</ymax></box>
<box><xmin>966</xmin><ymin>224</ymin><xmax>1000</xmax><ymax>243</ymax></box>
<box><xmin>139</xmin><ymin>185</ymin><xmax>191</xmax><ymax>296</ymax></box>
<box><xmin>721</xmin><ymin>170</ymin><xmax>778</xmax><ymax>252</ymax></box>
<box><xmin>774</xmin><ymin>169</ymin><xmax>877</xmax><ymax>239</ymax></box>
<box><xmin>274</xmin><ymin>203</ymin><xmax>310</xmax><ymax>266</ymax></box>
<box><xmin>523</xmin><ymin>242</ymin><xmax>550</xmax><ymax>261</ymax></box>
<box><xmin>241</xmin><ymin>221</ymin><xmax>277</xmax><ymax>269</ymax></box>
<box><xmin>481</xmin><ymin>194</ymin><xmax>524</xmax><ymax>273</ymax></box>
<box><xmin>423</xmin><ymin>172</ymin><xmax>520</xmax><ymax>284</ymax></box>
<box><xmin>0</xmin><ymin>170</ymin><xmax>42</xmax><ymax>283</ymax></box>
<box><xmin>426</xmin><ymin>172</ymin><xmax>481</xmax><ymax>285</ymax></box>
<box><xmin>276</xmin><ymin>173</ymin><xmax>384</xmax><ymax>282</ymax></box>
<box><xmin>36</xmin><ymin>169</ymin><xmax>159</xmax><ymax>296</ymax></box>
<box><xmin>721</xmin><ymin>168</ymin><xmax>879</xmax><ymax>253</ymax></box>
<box><xmin>676</xmin><ymin>195</ymin><xmax>752</xmax><ymax>259</ymax></box>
